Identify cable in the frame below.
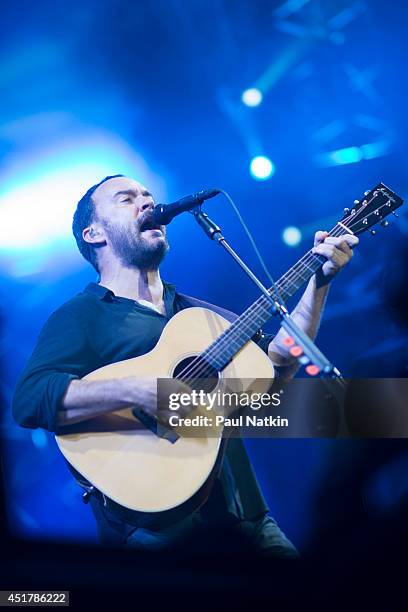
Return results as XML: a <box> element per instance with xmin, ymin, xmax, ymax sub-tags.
<box><xmin>217</xmin><ymin>188</ymin><xmax>285</xmax><ymax>304</ymax></box>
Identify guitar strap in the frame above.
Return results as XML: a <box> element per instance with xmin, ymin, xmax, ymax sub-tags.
<box><xmin>176</xmin><ymin>292</ymin><xmax>261</xmax><ymax>338</ymax></box>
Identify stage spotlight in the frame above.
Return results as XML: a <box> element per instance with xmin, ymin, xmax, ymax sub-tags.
<box><xmin>0</xmin><ymin>131</ymin><xmax>164</xmax><ymax>261</ymax></box>
<box><xmin>318</xmin><ymin>140</ymin><xmax>391</xmax><ymax>167</ymax></box>
<box><xmin>250</xmin><ymin>156</ymin><xmax>275</xmax><ymax>180</ymax></box>
<box><xmin>329</xmin><ymin>146</ymin><xmax>363</xmax><ymax>165</ymax></box>
<box><xmin>242</xmin><ymin>88</ymin><xmax>263</xmax><ymax>107</ymax></box>
<box><xmin>282</xmin><ymin>226</ymin><xmax>302</xmax><ymax>247</ymax></box>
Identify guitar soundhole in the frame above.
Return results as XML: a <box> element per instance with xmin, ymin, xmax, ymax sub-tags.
<box><xmin>172</xmin><ymin>357</ymin><xmax>219</xmax><ymax>393</ymax></box>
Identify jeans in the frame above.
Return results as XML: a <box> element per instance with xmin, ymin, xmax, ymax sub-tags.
<box><xmin>125</xmin><ymin>511</ymin><xmax>299</xmax><ymax>559</ymax></box>
<box><xmin>90</xmin><ymin>494</ymin><xmax>299</xmax><ymax>559</ymax></box>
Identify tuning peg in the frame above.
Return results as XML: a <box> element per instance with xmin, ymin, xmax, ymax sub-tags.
<box><xmin>392</xmin><ymin>211</ymin><xmax>399</xmax><ymax>217</ymax></box>
<box><xmin>344</xmin><ymin>207</ymin><xmax>350</xmax><ymax>214</ymax></box>
<box><xmin>370</xmin><ymin>230</ymin><xmax>376</xmax><ymax>236</ymax></box>
<box><xmin>364</xmin><ymin>190</ymin><xmax>370</xmax><ymax>196</ymax></box>
<box><xmin>380</xmin><ymin>219</ymin><xmax>389</xmax><ymax>227</ymax></box>
<box><xmin>354</xmin><ymin>200</ymin><xmax>360</xmax><ymax>205</ymax></box>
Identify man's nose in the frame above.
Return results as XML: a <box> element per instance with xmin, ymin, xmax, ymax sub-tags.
<box><xmin>140</xmin><ymin>199</ymin><xmax>154</xmax><ymax>213</ymax></box>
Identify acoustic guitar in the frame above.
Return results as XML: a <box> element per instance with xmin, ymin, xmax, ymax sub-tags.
<box><xmin>56</xmin><ymin>183</ymin><xmax>403</xmax><ymax>519</ymax></box>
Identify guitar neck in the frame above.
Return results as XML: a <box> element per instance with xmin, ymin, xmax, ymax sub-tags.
<box><xmin>202</xmin><ymin>245</ymin><xmax>328</xmax><ymax>372</ymax></box>
<box><xmin>272</xmin><ymin>249</ymin><xmax>325</xmax><ymax>302</ymax></box>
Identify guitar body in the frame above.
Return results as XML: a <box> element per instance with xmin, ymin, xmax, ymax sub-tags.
<box><xmin>56</xmin><ymin>307</ymin><xmax>274</xmax><ymax>517</ymax></box>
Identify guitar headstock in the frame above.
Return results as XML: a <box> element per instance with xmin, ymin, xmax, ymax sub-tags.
<box><xmin>339</xmin><ymin>183</ymin><xmax>404</xmax><ymax>236</ymax></box>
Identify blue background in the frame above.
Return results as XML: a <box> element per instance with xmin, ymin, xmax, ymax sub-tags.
<box><xmin>1</xmin><ymin>0</ymin><xmax>407</xmax><ymax>551</ymax></box>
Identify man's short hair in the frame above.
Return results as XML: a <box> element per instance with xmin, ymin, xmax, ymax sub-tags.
<box><xmin>72</xmin><ymin>174</ymin><xmax>124</xmax><ymax>272</ymax></box>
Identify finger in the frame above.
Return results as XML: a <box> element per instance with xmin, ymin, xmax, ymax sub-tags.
<box><xmin>313</xmin><ymin>244</ymin><xmax>348</xmax><ymax>265</ymax></box>
<box><xmin>314</xmin><ymin>231</ymin><xmax>329</xmax><ymax>246</ymax></box>
<box><xmin>322</xmin><ymin>237</ymin><xmax>353</xmax><ymax>257</ymax></box>
<box><xmin>323</xmin><ymin>235</ymin><xmax>359</xmax><ymax>249</ymax></box>
<box><xmin>312</xmin><ymin>243</ymin><xmax>336</xmax><ymax>257</ymax></box>
<box><xmin>343</xmin><ymin>234</ymin><xmax>359</xmax><ymax>247</ymax></box>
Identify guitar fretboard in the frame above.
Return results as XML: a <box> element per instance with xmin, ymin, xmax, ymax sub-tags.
<box><xmin>198</xmin><ymin>230</ymin><xmax>341</xmax><ymax>372</ymax></box>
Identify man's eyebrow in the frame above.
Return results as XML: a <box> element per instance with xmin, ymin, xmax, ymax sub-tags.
<box><xmin>113</xmin><ymin>189</ymin><xmax>153</xmax><ymax>199</ymax></box>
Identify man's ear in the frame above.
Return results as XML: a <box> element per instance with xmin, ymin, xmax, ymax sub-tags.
<box><xmin>82</xmin><ymin>226</ymin><xmax>105</xmax><ymax>245</ymax></box>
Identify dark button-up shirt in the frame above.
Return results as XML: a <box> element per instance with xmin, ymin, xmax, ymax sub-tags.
<box><xmin>13</xmin><ymin>282</ymin><xmax>272</xmax><ymax>522</ymax></box>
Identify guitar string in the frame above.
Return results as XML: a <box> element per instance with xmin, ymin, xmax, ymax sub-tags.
<box><xmin>181</xmin><ymin>192</ymin><xmax>397</xmax><ymax>385</ymax></box>
<box><xmin>173</xmin><ymin>195</ymin><xmax>392</xmax><ymax>383</ymax></box>
<box><xmin>175</xmin><ymin>266</ymin><xmax>320</xmax><ymax>381</ymax></box>
<box><xmin>259</xmin><ymin>190</ymin><xmax>383</xmax><ymax>295</ymax></box>
<box><xmin>174</xmin><ymin>224</ymin><xmax>347</xmax><ymax>383</ymax></box>
<box><xmin>193</xmin><ymin>193</ymin><xmax>381</xmax><ymax>347</ymax></box>
<box><xmin>173</xmin><ymin>214</ymin><xmax>362</xmax><ymax>381</ymax></box>
<box><xmin>174</xmin><ymin>198</ymin><xmax>386</xmax><ymax>383</ymax></box>
<box><xmin>191</xmin><ymin>191</ymin><xmax>394</xmax><ymax>373</ymax></box>
<box><xmin>225</xmin><ymin>190</ymin><xmax>384</xmax><ymax>303</ymax></box>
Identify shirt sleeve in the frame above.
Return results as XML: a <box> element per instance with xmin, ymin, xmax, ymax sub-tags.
<box><xmin>12</xmin><ymin>307</ymin><xmax>96</xmax><ymax>433</ymax></box>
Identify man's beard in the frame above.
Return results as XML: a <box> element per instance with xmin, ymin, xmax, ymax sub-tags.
<box><xmin>103</xmin><ymin>221</ymin><xmax>169</xmax><ymax>270</ymax></box>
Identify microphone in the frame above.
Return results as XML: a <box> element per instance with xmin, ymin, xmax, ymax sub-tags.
<box><xmin>152</xmin><ymin>188</ymin><xmax>220</xmax><ymax>225</ymax></box>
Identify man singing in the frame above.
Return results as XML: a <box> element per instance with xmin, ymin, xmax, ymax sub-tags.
<box><xmin>12</xmin><ymin>174</ymin><xmax>357</xmax><ymax>556</ymax></box>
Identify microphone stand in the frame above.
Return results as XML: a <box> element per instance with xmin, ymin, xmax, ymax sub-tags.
<box><xmin>192</xmin><ymin>207</ymin><xmax>344</xmax><ymax>384</ymax></box>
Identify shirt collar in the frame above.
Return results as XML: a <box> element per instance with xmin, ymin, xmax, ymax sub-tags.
<box><xmin>84</xmin><ymin>281</ymin><xmax>177</xmax><ymax>303</ymax></box>
<box><xmin>84</xmin><ymin>282</ymin><xmax>115</xmax><ymax>300</ymax></box>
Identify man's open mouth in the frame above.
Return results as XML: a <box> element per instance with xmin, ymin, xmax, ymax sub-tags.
<box><xmin>139</xmin><ymin>217</ymin><xmax>163</xmax><ymax>234</ymax></box>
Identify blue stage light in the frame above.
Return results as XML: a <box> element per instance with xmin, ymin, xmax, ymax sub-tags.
<box><xmin>242</xmin><ymin>88</ymin><xmax>263</xmax><ymax>107</ymax></box>
<box><xmin>282</xmin><ymin>225</ymin><xmax>302</xmax><ymax>247</ymax></box>
<box><xmin>360</xmin><ymin>140</ymin><xmax>390</xmax><ymax>160</ymax></box>
<box><xmin>0</xmin><ymin>130</ymin><xmax>165</xmax><ymax>268</ymax></box>
<box><xmin>249</xmin><ymin>156</ymin><xmax>275</xmax><ymax>180</ymax></box>
<box><xmin>329</xmin><ymin>145</ymin><xmax>363</xmax><ymax>165</ymax></box>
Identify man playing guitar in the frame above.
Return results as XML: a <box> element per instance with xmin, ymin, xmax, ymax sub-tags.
<box><xmin>12</xmin><ymin>174</ymin><xmax>357</xmax><ymax>556</ymax></box>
